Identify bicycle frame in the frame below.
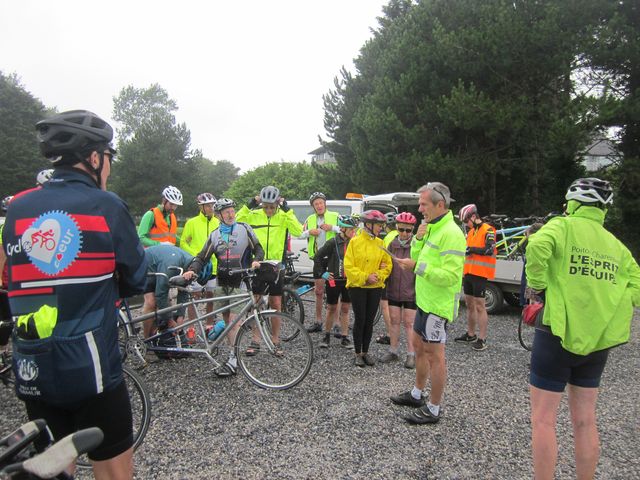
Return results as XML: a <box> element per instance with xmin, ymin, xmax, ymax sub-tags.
<box><xmin>121</xmin><ymin>283</ymin><xmax>278</xmax><ymax>367</ymax></box>
<box><xmin>495</xmin><ymin>225</ymin><xmax>529</xmax><ymax>259</ymax></box>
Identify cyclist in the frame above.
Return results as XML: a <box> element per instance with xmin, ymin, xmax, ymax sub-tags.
<box><xmin>454</xmin><ymin>204</ymin><xmax>496</xmax><ymax>351</ymax></box>
<box><xmin>312</xmin><ymin>214</ymin><xmax>358</xmax><ymax>350</ymax></box>
<box><xmin>380</xmin><ymin>212</ymin><xmax>418</xmax><ymax>368</ymax></box>
<box><xmin>344</xmin><ymin>210</ymin><xmax>392</xmax><ymax>367</ymax></box>
<box><xmin>525</xmin><ymin>178</ymin><xmax>640</xmax><ymax>480</ymax></box>
<box><xmin>236</xmin><ymin>185</ymin><xmax>303</xmax><ymax>314</ymax></box>
<box><xmin>375</xmin><ymin>211</ymin><xmax>398</xmax><ymax>345</ymax></box>
<box><xmin>0</xmin><ymin>196</ymin><xmax>13</xmax><ymax>348</ymax></box>
<box><xmin>181</xmin><ymin>193</ymin><xmax>220</xmax><ymax>318</ymax></box>
<box><xmin>390</xmin><ymin>182</ymin><xmax>466</xmax><ymax>425</ymax></box>
<box><xmin>183</xmin><ymin>197</ymin><xmax>264</xmax><ymax>375</ymax></box>
<box><xmin>300</xmin><ymin>192</ymin><xmax>341</xmax><ymax>334</ymax></box>
<box><xmin>141</xmin><ymin>244</ymin><xmax>194</xmax><ymax>340</ymax></box>
<box><xmin>137</xmin><ymin>185</ymin><xmax>183</xmax><ymax>247</ymax></box>
<box><xmin>2</xmin><ymin>110</ymin><xmax>147</xmax><ymax>479</ymax></box>
<box><xmin>36</xmin><ymin>168</ymin><xmax>54</xmax><ymax>186</ymax></box>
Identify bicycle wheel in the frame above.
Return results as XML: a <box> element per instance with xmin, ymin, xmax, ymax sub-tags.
<box><xmin>518</xmin><ymin>316</ymin><xmax>534</xmax><ymax>352</ymax></box>
<box><xmin>282</xmin><ymin>286</ymin><xmax>305</xmax><ymax>327</ymax></box>
<box><xmin>77</xmin><ymin>365</ymin><xmax>151</xmax><ymax>469</ymax></box>
<box><xmin>235</xmin><ymin>312</ymin><xmax>313</xmax><ymax>390</ymax></box>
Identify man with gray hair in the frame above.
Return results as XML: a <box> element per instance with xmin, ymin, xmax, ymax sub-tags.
<box><xmin>390</xmin><ymin>182</ymin><xmax>466</xmax><ymax>424</ymax></box>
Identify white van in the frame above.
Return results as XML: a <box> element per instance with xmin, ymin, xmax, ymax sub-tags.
<box><xmin>287</xmin><ymin>192</ymin><xmax>420</xmax><ymax>273</ymax></box>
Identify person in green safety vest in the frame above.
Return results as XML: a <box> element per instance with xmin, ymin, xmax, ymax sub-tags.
<box><xmin>300</xmin><ymin>192</ymin><xmax>341</xmax><ymax>334</ymax></box>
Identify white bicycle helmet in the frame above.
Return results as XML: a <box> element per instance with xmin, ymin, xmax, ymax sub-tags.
<box><xmin>260</xmin><ymin>186</ymin><xmax>280</xmax><ymax>204</ymax></box>
<box><xmin>36</xmin><ymin>169</ymin><xmax>54</xmax><ymax>186</ymax></box>
<box><xmin>162</xmin><ymin>185</ymin><xmax>183</xmax><ymax>206</ymax></box>
<box><xmin>214</xmin><ymin>198</ymin><xmax>236</xmax><ymax>213</ymax></box>
<box><xmin>565</xmin><ymin>178</ymin><xmax>613</xmax><ymax>206</ymax></box>
<box><xmin>196</xmin><ymin>192</ymin><xmax>216</xmax><ymax>205</ymax></box>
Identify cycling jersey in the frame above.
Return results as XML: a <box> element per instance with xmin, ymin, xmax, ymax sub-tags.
<box><xmin>181</xmin><ymin>211</ymin><xmax>219</xmax><ymax>273</ymax></box>
<box><xmin>189</xmin><ymin>222</ymin><xmax>264</xmax><ymax>289</ymax></box>
<box><xmin>145</xmin><ymin>245</ymin><xmax>193</xmax><ymax>313</ymax></box>
<box><xmin>236</xmin><ymin>205</ymin><xmax>302</xmax><ymax>262</ymax></box>
<box><xmin>411</xmin><ymin>211</ymin><xmax>466</xmax><ymax>322</ymax></box>
<box><xmin>3</xmin><ymin>168</ymin><xmax>147</xmax><ymax>406</ymax></box>
<box><xmin>526</xmin><ymin>204</ymin><xmax>640</xmax><ymax>355</ymax></box>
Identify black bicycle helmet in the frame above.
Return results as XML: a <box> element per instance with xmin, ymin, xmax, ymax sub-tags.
<box><xmin>337</xmin><ymin>214</ymin><xmax>358</xmax><ymax>228</ymax></box>
<box><xmin>214</xmin><ymin>198</ymin><xmax>236</xmax><ymax>213</ymax></box>
<box><xmin>309</xmin><ymin>192</ymin><xmax>326</xmax><ymax>205</ymax></box>
<box><xmin>565</xmin><ymin>178</ymin><xmax>613</xmax><ymax>206</ymax></box>
<box><xmin>35</xmin><ymin>110</ymin><xmax>114</xmax><ymax>162</ymax></box>
<box><xmin>260</xmin><ymin>186</ymin><xmax>280</xmax><ymax>204</ymax></box>
<box><xmin>1</xmin><ymin>196</ymin><xmax>13</xmax><ymax>213</ymax></box>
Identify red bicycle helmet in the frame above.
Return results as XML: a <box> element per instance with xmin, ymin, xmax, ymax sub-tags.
<box><xmin>395</xmin><ymin>212</ymin><xmax>417</xmax><ymax>225</ymax></box>
<box><xmin>458</xmin><ymin>204</ymin><xmax>477</xmax><ymax>222</ymax></box>
<box><xmin>361</xmin><ymin>210</ymin><xmax>387</xmax><ymax>224</ymax></box>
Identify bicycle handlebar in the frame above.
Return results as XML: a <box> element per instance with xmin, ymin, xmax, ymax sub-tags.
<box><xmin>3</xmin><ymin>427</ymin><xmax>104</xmax><ymax>478</ymax></box>
<box><xmin>0</xmin><ymin>419</ymin><xmax>48</xmax><ymax>466</ymax></box>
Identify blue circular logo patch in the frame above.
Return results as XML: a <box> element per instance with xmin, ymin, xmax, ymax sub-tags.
<box><xmin>21</xmin><ymin>211</ymin><xmax>82</xmax><ymax>276</ymax></box>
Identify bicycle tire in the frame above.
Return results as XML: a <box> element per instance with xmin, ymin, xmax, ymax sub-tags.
<box><xmin>235</xmin><ymin>312</ymin><xmax>313</xmax><ymax>390</ymax></box>
<box><xmin>518</xmin><ymin>315</ymin><xmax>534</xmax><ymax>352</ymax></box>
<box><xmin>77</xmin><ymin>364</ymin><xmax>151</xmax><ymax>469</ymax></box>
<box><xmin>282</xmin><ymin>286</ymin><xmax>305</xmax><ymax>328</ymax></box>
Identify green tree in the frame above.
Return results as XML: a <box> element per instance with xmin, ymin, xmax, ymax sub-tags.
<box><xmin>224</xmin><ymin>162</ymin><xmax>331</xmax><ymax>206</ymax></box>
<box><xmin>321</xmin><ymin>0</ymin><xmax>602</xmax><ymax>215</ymax></box>
<box><xmin>110</xmin><ymin>84</ymin><xmax>199</xmax><ymax>215</ymax></box>
<box><xmin>0</xmin><ymin>72</ymin><xmax>51</xmax><ymax>196</ymax></box>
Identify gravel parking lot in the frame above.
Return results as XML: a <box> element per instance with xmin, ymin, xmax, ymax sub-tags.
<box><xmin>2</xmin><ymin>305</ymin><xmax>639</xmax><ymax>479</ymax></box>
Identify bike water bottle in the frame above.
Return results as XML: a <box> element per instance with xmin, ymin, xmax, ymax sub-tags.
<box><xmin>207</xmin><ymin>319</ymin><xmax>226</xmax><ymax>341</ymax></box>
<box><xmin>296</xmin><ymin>284</ymin><xmax>313</xmax><ymax>295</ymax></box>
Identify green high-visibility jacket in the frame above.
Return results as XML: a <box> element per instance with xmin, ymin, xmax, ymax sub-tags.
<box><xmin>304</xmin><ymin>210</ymin><xmax>339</xmax><ymax>259</ymax></box>
<box><xmin>181</xmin><ymin>211</ymin><xmax>219</xmax><ymax>273</ymax></box>
<box><xmin>236</xmin><ymin>205</ymin><xmax>303</xmax><ymax>262</ymax></box>
<box><xmin>526</xmin><ymin>205</ymin><xmax>640</xmax><ymax>355</ymax></box>
<box><xmin>410</xmin><ymin>211</ymin><xmax>466</xmax><ymax>321</ymax></box>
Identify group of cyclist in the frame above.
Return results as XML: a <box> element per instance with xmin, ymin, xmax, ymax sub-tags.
<box><xmin>1</xmin><ymin>108</ymin><xmax>639</xmax><ymax>480</ymax></box>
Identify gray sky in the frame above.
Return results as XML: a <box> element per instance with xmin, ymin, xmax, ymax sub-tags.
<box><xmin>0</xmin><ymin>0</ymin><xmax>388</xmax><ymax>172</ymax></box>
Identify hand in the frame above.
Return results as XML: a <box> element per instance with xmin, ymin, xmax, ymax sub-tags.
<box><xmin>183</xmin><ymin>271</ymin><xmax>196</xmax><ymax>281</ymax></box>
<box><xmin>322</xmin><ymin>272</ymin><xmax>334</xmax><ymax>281</ymax></box>
<box><xmin>251</xmin><ymin>261</ymin><xmax>261</xmax><ymax>270</ymax></box>
<box><xmin>366</xmin><ymin>273</ymin><xmax>379</xmax><ymax>285</ymax></box>
<box><xmin>309</xmin><ymin>229</ymin><xmax>321</xmax><ymax>236</ymax></box>
<box><xmin>320</xmin><ymin>224</ymin><xmax>333</xmax><ymax>232</ymax></box>
<box><xmin>278</xmin><ymin>196</ymin><xmax>285</xmax><ymax>205</ymax></box>
<box><xmin>525</xmin><ymin>287</ymin><xmax>544</xmax><ymax>303</ymax></box>
<box><xmin>465</xmin><ymin>247</ymin><xmax>472</xmax><ymax>256</ymax></box>
<box><xmin>395</xmin><ymin>257</ymin><xmax>416</xmax><ymax>271</ymax></box>
<box><xmin>416</xmin><ymin>222</ymin><xmax>427</xmax><ymax>240</ymax></box>
<box><xmin>255</xmin><ymin>195</ymin><xmax>261</xmax><ymax>203</ymax></box>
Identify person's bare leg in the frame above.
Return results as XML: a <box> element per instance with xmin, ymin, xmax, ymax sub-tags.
<box><xmin>424</xmin><ymin>343</ymin><xmax>446</xmax><ymax>405</ymax></box>
<box><xmin>529</xmin><ymin>385</ymin><xmax>563</xmax><ymax>480</ymax></box>
<box><xmin>403</xmin><ymin>308</ymin><xmax>416</xmax><ymax>354</ymax></box>
<box><xmin>464</xmin><ymin>294</ymin><xmax>476</xmax><ymax>336</ymax></box>
<box><xmin>92</xmin><ymin>447</ymin><xmax>133</xmax><ymax>480</ymax></box>
<box><xmin>474</xmin><ymin>296</ymin><xmax>488</xmax><ymax>340</ymax></box>
<box><xmin>568</xmin><ymin>385</ymin><xmax>600</xmax><ymax>480</ymax></box>
<box><xmin>141</xmin><ymin>293</ymin><xmax>156</xmax><ymax>338</ymax></box>
<box><xmin>339</xmin><ymin>302</ymin><xmax>351</xmax><ymax>337</ymax></box>
<box><xmin>412</xmin><ymin>331</ymin><xmax>430</xmax><ymax>390</ymax></box>
<box><xmin>314</xmin><ymin>278</ymin><xmax>324</xmax><ymax>326</ymax></box>
<box><xmin>388</xmin><ymin>305</ymin><xmax>401</xmax><ymax>351</ymax></box>
<box><xmin>325</xmin><ymin>303</ymin><xmax>338</xmax><ymax>332</ymax></box>
<box><xmin>381</xmin><ymin>298</ymin><xmax>391</xmax><ymax>339</ymax></box>
<box><xmin>269</xmin><ymin>295</ymin><xmax>282</xmax><ymax>342</ymax></box>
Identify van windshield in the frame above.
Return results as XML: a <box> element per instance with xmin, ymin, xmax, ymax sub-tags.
<box><xmin>290</xmin><ymin>205</ymin><xmax>354</xmax><ymax>221</ymax></box>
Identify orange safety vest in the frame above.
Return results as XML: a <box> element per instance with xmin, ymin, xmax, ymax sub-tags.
<box><xmin>463</xmin><ymin>223</ymin><xmax>497</xmax><ymax>279</ymax></box>
<box><xmin>149</xmin><ymin>207</ymin><xmax>177</xmax><ymax>244</ymax></box>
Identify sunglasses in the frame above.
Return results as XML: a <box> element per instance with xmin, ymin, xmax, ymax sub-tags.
<box><xmin>397</xmin><ymin>228</ymin><xmax>413</xmax><ymax>233</ymax></box>
<box><xmin>427</xmin><ymin>182</ymin><xmax>447</xmax><ymax>203</ymax></box>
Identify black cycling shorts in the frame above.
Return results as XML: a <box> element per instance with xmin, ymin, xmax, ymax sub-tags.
<box><xmin>463</xmin><ymin>274</ymin><xmax>487</xmax><ymax>298</ymax></box>
<box><xmin>388</xmin><ymin>299</ymin><xmax>417</xmax><ymax>310</ymax></box>
<box><xmin>530</xmin><ymin>329</ymin><xmax>610</xmax><ymax>392</ymax></box>
<box><xmin>325</xmin><ymin>281</ymin><xmax>350</xmax><ymax>305</ymax></box>
<box><xmin>23</xmin><ymin>379</ymin><xmax>133</xmax><ymax>461</ymax></box>
<box><xmin>252</xmin><ymin>273</ymin><xmax>285</xmax><ymax>296</ymax></box>
<box><xmin>380</xmin><ymin>285</ymin><xmax>388</xmax><ymax>301</ymax></box>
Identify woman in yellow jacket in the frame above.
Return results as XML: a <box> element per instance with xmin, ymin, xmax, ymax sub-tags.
<box><xmin>345</xmin><ymin>210</ymin><xmax>392</xmax><ymax>367</ymax></box>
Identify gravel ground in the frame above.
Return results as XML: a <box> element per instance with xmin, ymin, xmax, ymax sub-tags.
<box><xmin>2</xmin><ymin>303</ymin><xmax>639</xmax><ymax>479</ymax></box>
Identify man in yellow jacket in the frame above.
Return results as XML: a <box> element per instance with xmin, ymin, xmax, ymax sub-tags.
<box><xmin>525</xmin><ymin>178</ymin><xmax>640</xmax><ymax>480</ymax></box>
<box><xmin>391</xmin><ymin>182</ymin><xmax>466</xmax><ymax>425</ymax></box>
<box><xmin>181</xmin><ymin>192</ymin><xmax>220</xmax><ymax>319</ymax></box>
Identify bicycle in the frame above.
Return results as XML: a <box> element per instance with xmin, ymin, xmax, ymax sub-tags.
<box><xmin>0</xmin><ymin>419</ymin><xmax>104</xmax><ymax>479</ymax></box>
<box><xmin>0</xmin><ymin>319</ymin><xmax>152</xmax><ymax>471</ymax></box>
<box><xmin>118</xmin><ymin>263</ymin><xmax>313</xmax><ymax>390</ymax></box>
